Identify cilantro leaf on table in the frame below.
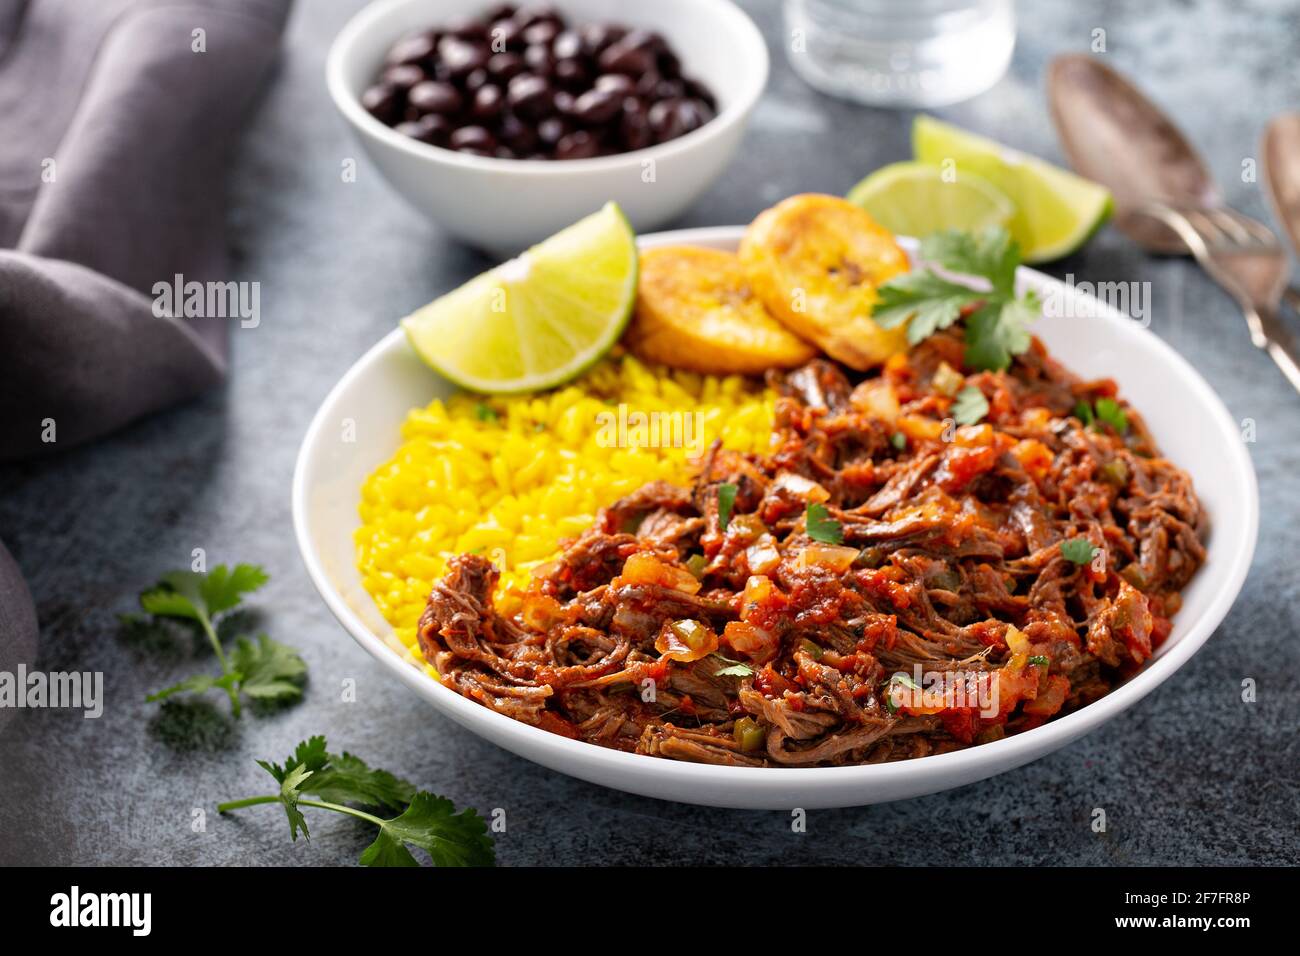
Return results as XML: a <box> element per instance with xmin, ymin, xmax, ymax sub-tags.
<box><xmin>256</xmin><ymin>735</ymin><xmax>416</xmax><ymax>812</ymax></box>
<box><xmin>137</xmin><ymin>563</ymin><xmax>304</xmax><ymax>718</ymax></box>
<box><xmin>359</xmin><ymin>793</ymin><xmax>495</xmax><ymax>869</ymax></box>
<box><xmin>230</xmin><ymin>634</ymin><xmax>307</xmax><ymax>704</ymax></box>
<box><xmin>875</xmin><ymin>226</ymin><xmax>1041</xmax><ymax>371</ymax></box>
<box><xmin>221</xmin><ymin>737</ymin><xmax>494</xmax><ymax>867</ymax></box>
<box><xmin>806</xmin><ymin>502</ymin><xmax>844</xmax><ymax>545</ymax></box>
<box><xmin>951</xmin><ymin>385</ymin><xmax>989</xmax><ymax>426</ymax></box>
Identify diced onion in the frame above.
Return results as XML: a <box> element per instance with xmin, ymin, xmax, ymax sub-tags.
<box><xmin>772</xmin><ymin>471</ymin><xmax>831</xmax><ymax>503</ymax></box>
<box><xmin>797</xmin><ymin>543</ymin><xmax>860</xmax><ymax>573</ymax></box>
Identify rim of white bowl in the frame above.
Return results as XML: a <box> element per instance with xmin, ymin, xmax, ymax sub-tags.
<box><xmin>325</xmin><ymin>0</ymin><xmax>770</xmax><ymax>175</ymax></box>
<box><xmin>292</xmin><ymin>227</ymin><xmax>1258</xmax><ymax>800</ymax></box>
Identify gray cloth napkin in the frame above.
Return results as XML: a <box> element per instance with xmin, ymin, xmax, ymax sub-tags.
<box><xmin>0</xmin><ymin>0</ymin><xmax>291</xmax><ymax>716</ymax></box>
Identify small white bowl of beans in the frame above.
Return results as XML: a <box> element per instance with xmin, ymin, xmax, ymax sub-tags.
<box><xmin>327</xmin><ymin>0</ymin><xmax>769</xmax><ymax>254</ymax></box>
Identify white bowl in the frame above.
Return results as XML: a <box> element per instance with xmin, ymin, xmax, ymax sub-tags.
<box><xmin>292</xmin><ymin>228</ymin><xmax>1258</xmax><ymax>809</ymax></box>
<box><xmin>326</xmin><ymin>0</ymin><xmax>769</xmax><ymax>254</ymax></box>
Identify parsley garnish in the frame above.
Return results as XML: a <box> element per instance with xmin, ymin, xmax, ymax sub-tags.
<box><xmin>474</xmin><ymin>403</ymin><xmax>498</xmax><ymax>422</ymax></box>
<box><xmin>1060</xmin><ymin>538</ymin><xmax>1099</xmax><ymax>565</ymax></box>
<box><xmin>806</xmin><ymin>502</ymin><xmax>844</xmax><ymax>544</ymax></box>
<box><xmin>951</xmin><ymin>385</ymin><xmax>989</xmax><ymax>426</ymax></box>
<box><xmin>139</xmin><ymin>564</ymin><xmax>305</xmax><ymax>716</ymax></box>
<box><xmin>890</xmin><ymin>431</ymin><xmax>907</xmax><ymax>451</ymax></box>
<box><xmin>218</xmin><ymin>737</ymin><xmax>494</xmax><ymax>867</ymax></box>
<box><xmin>1028</xmin><ymin>655</ymin><xmax>1050</xmax><ymax>666</ymax></box>
<box><xmin>717</xmin><ymin>482</ymin><xmax>738</xmax><ymax>531</ymax></box>
<box><xmin>874</xmin><ymin>227</ymin><xmax>1040</xmax><ymax>371</ymax></box>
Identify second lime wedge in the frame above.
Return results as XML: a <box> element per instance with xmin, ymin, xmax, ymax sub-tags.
<box><xmin>847</xmin><ymin>161</ymin><xmax>1015</xmax><ymax>239</ymax></box>
<box><xmin>913</xmin><ymin>115</ymin><xmax>1113</xmax><ymax>262</ymax></box>
<box><xmin>401</xmin><ymin>202</ymin><xmax>638</xmax><ymax>394</ymax></box>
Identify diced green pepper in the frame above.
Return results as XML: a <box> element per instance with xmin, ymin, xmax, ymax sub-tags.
<box><xmin>733</xmin><ymin>717</ymin><xmax>765</xmax><ymax>752</ymax></box>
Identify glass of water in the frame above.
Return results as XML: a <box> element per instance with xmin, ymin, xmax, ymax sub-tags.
<box><xmin>784</xmin><ymin>0</ymin><xmax>1016</xmax><ymax>108</ymax></box>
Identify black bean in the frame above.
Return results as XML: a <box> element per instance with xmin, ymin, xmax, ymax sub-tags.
<box><xmin>594</xmin><ymin>73</ymin><xmax>635</xmax><ymax>96</ymax></box>
<box><xmin>675</xmin><ymin>98</ymin><xmax>710</xmax><ymax>136</ymax></box>
<box><xmin>438</xmin><ymin>37</ymin><xmax>488</xmax><ymax>79</ymax></box>
<box><xmin>487</xmin><ymin>51</ymin><xmax>525</xmax><ymax>81</ymax></box>
<box><xmin>552</xmin><ymin>29</ymin><xmax>582</xmax><ymax>60</ymax></box>
<box><xmin>465</xmin><ymin>68</ymin><xmax>490</xmax><ymax>92</ymax></box>
<box><xmin>537</xmin><ymin>115</ymin><xmax>571</xmax><ymax>146</ymax></box>
<box><xmin>386</xmin><ymin>32</ymin><xmax>436</xmax><ymax>67</ymax></box>
<box><xmin>450</xmin><ymin>125</ymin><xmax>497</xmax><ymax>151</ymax></box>
<box><xmin>396</xmin><ymin>113</ymin><xmax>451</xmax><ymax>145</ymax></box>
<box><xmin>635</xmin><ymin>70</ymin><xmax>662</xmax><ymax>97</ymax></box>
<box><xmin>506</xmin><ymin>73</ymin><xmax>554</xmax><ymax>118</ymax></box>
<box><xmin>555</xmin><ymin>130</ymin><xmax>600</xmax><ymax>160</ymax></box>
<box><xmin>621</xmin><ymin>29</ymin><xmax>665</xmax><ymax>54</ymax></box>
<box><xmin>487</xmin><ymin>18</ymin><xmax>523</xmax><ymax>52</ymax></box>
<box><xmin>578</xmin><ymin>23</ymin><xmax>617</xmax><ymax>57</ymax></box>
<box><xmin>381</xmin><ymin>63</ymin><xmax>424</xmax><ymax>90</ymax></box>
<box><xmin>473</xmin><ymin>84</ymin><xmax>504</xmax><ymax>120</ymax></box>
<box><xmin>408</xmin><ymin>80</ymin><xmax>463</xmax><ymax>115</ymax></box>
<box><xmin>553</xmin><ymin>58</ymin><xmax>588</xmax><ymax>90</ymax></box>
<box><xmin>483</xmin><ymin>4</ymin><xmax>517</xmax><ymax>22</ymax></box>
<box><xmin>522</xmin><ymin>20</ymin><xmax>560</xmax><ymax>47</ymax></box>
<box><xmin>620</xmin><ymin>98</ymin><xmax>652</xmax><ymax>150</ymax></box>
<box><xmin>495</xmin><ymin>145</ymin><xmax>517</xmax><ymax>159</ymax></box>
<box><xmin>523</xmin><ymin>43</ymin><xmax>554</xmax><ymax>76</ymax></box>
<box><xmin>655</xmin><ymin>78</ymin><xmax>685</xmax><ymax>100</ymax></box>
<box><xmin>361</xmin><ymin>82</ymin><xmax>400</xmax><ymax>122</ymax></box>
<box><xmin>571</xmin><ymin>87</ymin><xmax>623</xmax><ymax>125</ymax></box>
<box><xmin>648</xmin><ymin>98</ymin><xmax>684</xmax><ymax>141</ymax></box>
<box><xmin>658</xmin><ymin>50</ymin><xmax>681</xmax><ymax>79</ymax></box>
<box><xmin>599</xmin><ymin>42</ymin><xmax>654</xmax><ymax>76</ymax></box>
<box><xmin>498</xmin><ymin>112</ymin><xmax>539</xmax><ymax>152</ymax></box>
<box><xmin>553</xmin><ymin>90</ymin><xmax>576</xmax><ymax>115</ymax></box>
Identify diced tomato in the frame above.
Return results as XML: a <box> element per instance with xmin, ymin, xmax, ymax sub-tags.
<box><xmin>1023</xmin><ymin>675</ymin><xmax>1071</xmax><ymax>716</ymax></box>
<box><xmin>616</xmin><ymin>552</ymin><xmax>701</xmax><ymax>594</ymax></box>
<box><xmin>935</xmin><ymin>443</ymin><xmax>999</xmax><ymax>492</ymax></box>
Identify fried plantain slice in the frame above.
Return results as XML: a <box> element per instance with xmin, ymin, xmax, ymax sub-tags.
<box><xmin>624</xmin><ymin>246</ymin><xmax>818</xmax><ymax>375</ymax></box>
<box><xmin>738</xmin><ymin>193</ymin><xmax>911</xmax><ymax>370</ymax></box>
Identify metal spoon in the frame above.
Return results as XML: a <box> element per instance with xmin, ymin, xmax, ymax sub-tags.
<box><xmin>1047</xmin><ymin>53</ymin><xmax>1217</xmax><ymax>252</ymax></box>
<box><xmin>1047</xmin><ymin>54</ymin><xmax>1300</xmax><ymax>393</ymax></box>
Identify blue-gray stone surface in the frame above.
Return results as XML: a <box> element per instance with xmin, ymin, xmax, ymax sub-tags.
<box><xmin>1</xmin><ymin>0</ymin><xmax>1296</xmax><ymax>866</ymax></box>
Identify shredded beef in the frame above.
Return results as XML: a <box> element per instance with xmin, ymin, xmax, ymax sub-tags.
<box><xmin>418</xmin><ymin>332</ymin><xmax>1206</xmax><ymax>767</ymax></box>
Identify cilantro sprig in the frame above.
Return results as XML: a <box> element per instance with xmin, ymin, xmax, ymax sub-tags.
<box><xmin>806</xmin><ymin>502</ymin><xmax>844</xmax><ymax>544</ymax></box>
<box><xmin>951</xmin><ymin>385</ymin><xmax>989</xmax><ymax>426</ymax></box>
<box><xmin>218</xmin><ymin>737</ymin><xmax>495</xmax><ymax>867</ymax></box>
<box><xmin>716</xmin><ymin>482</ymin><xmax>738</xmax><ymax>531</ymax></box>
<box><xmin>1060</xmin><ymin>537</ymin><xmax>1099</xmax><ymax>565</ymax></box>
<box><xmin>874</xmin><ymin>227</ymin><xmax>1040</xmax><ymax>372</ymax></box>
<box><xmin>1075</xmin><ymin>397</ymin><xmax>1129</xmax><ymax>435</ymax></box>
<box><xmin>138</xmin><ymin>564</ymin><xmax>305</xmax><ymax>716</ymax></box>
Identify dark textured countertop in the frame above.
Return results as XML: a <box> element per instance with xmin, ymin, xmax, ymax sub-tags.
<box><xmin>2</xmin><ymin>0</ymin><xmax>1297</xmax><ymax>866</ymax></box>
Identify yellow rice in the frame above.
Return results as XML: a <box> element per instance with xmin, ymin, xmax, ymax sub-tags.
<box><xmin>356</xmin><ymin>352</ymin><xmax>775</xmax><ymax>663</ymax></box>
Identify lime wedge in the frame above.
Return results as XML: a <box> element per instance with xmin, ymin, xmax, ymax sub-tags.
<box><xmin>847</xmin><ymin>161</ymin><xmax>1015</xmax><ymax>239</ymax></box>
<box><xmin>401</xmin><ymin>202</ymin><xmax>638</xmax><ymax>393</ymax></box>
<box><xmin>912</xmin><ymin>115</ymin><xmax>1113</xmax><ymax>262</ymax></box>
